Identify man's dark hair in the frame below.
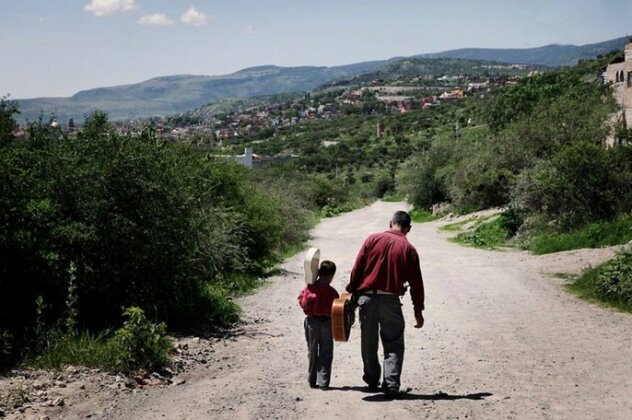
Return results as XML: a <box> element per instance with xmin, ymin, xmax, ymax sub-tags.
<box><xmin>391</xmin><ymin>211</ymin><xmax>412</xmax><ymax>228</ymax></box>
<box><xmin>318</xmin><ymin>260</ymin><xmax>336</xmax><ymax>276</ymax></box>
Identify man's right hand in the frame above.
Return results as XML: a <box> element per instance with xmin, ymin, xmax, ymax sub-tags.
<box><xmin>414</xmin><ymin>312</ymin><xmax>424</xmax><ymax>329</ymax></box>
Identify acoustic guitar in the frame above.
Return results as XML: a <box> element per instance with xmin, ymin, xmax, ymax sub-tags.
<box><xmin>304</xmin><ymin>247</ymin><xmax>320</xmax><ymax>284</ymax></box>
<box><xmin>331</xmin><ymin>292</ymin><xmax>357</xmax><ymax>342</ymax></box>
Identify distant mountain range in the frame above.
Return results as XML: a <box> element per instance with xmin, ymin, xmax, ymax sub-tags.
<box><xmin>419</xmin><ymin>37</ymin><xmax>628</xmax><ymax>67</ymax></box>
<box><xmin>14</xmin><ymin>36</ymin><xmax>628</xmax><ymax>123</ymax></box>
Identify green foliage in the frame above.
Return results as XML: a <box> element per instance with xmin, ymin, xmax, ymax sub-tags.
<box><xmin>27</xmin><ymin>330</ymin><xmax>111</xmax><ymax>371</ymax></box>
<box><xmin>568</xmin><ymin>251</ymin><xmax>632</xmax><ymax>313</ymax></box>
<box><xmin>453</xmin><ymin>214</ymin><xmax>514</xmax><ymax>249</ymax></box>
<box><xmin>440</xmin><ymin>217</ymin><xmax>477</xmax><ymax>232</ymax></box>
<box><xmin>107</xmin><ymin>307</ymin><xmax>172</xmax><ymax>374</ymax></box>
<box><xmin>0</xmin><ymin>110</ymin><xmax>313</xmax><ymax>368</ymax></box>
<box><xmin>528</xmin><ymin>214</ymin><xmax>632</xmax><ymax>255</ymax></box>
<box><xmin>381</xmin><ymin>192</ymin><xmax>403</xmax><ymax>202</ymax></box>
<box><xmin>175</xmin><ymin>284</ymin><xmax>240</xmax><ymax>329</ymax></box>
<box><xmin>410</xmin><ymin>209</ymin><xmax>439</xmax><ymax>223</ymax></box>
<box><xmin>0</xmin><ymin>329</ymin><xmax>14</xmax><ymax>369</ymax></box>
<box><xmin>595</xmin><ymin>250</ymin><xmax>632</xmax><ymax>307</ymax></box>
<box><xmin>0</xmin><ymin>97</ymin><xmax>19</xmax><ymax>146</ymax></box>
<box><xmin>65</xmin><ymin>262</ymin><xmax>79</xmax><ymax>335</ymax></box>
<box><xmin>396</xmin><ymin>54</ymin><xmax>630</xmax><ymax>250</ymax></box>
<box><xmin>485</xmin><ymin>70</ymin><xmax>610</xmax><ymax>133</ymax></box>
<box><xmin>513</xmin><ymin>143</ymin><xmax>632</xmax><ymax>230</ymax></box>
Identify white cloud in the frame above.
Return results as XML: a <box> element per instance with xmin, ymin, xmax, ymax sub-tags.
<box><xmin>85</xmin><ymin>0</ymin><xmax>135</xmax><ymax>17</ymax></box>
<box><xmin>245</xmin><ymin>24</ymin><xmax>255</xmax><ymax>34</ymax></box>
<box><xmin>181</xmin><ymin>6</ymin><xmax>209</xmax><ymax>27</ymax></box>
<box><xmin>139</xmin><ymin>13</ymin><xmax>174</xmax><ymax>26</ymax></box>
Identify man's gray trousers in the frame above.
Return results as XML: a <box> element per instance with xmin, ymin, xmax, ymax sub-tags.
<box><xmin>357</xmin><ymin>294</ymin><xmax>405</xmax><ymax>392</ymax></box>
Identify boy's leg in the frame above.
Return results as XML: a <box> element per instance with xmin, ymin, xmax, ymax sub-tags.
<box><xmin>358</xmin><ymin>295</ymin><xmax>381</xmax><ymax>387</ymax></box>
<box><xmin>317</xmin><ymin>318</ymin><xmax>334</xmax><ymax>388</ymax></box>
<box><xmin>304</xmin><ymin>317</ymin><xmax>319</xmax><ymax>387</ymax></box>
<box><xmin>379</xmin><ymin>296</ymin><xmax>405</xmax><ymax>393</ymax></box>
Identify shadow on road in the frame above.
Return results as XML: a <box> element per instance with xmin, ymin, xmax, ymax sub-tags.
<box><xmin>325</xmin><ymin>386</ymin><xmax>493</xmax><ymax>402</ymax></box>
<box><xmin>362</xmin><ymin>391</ymin><xmax>493</xmax><ymax>402</ymax></box>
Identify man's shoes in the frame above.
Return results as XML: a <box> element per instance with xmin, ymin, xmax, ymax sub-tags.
<box><xmin>367</xmin><ymin>383</ymin><xmax>381</xmax><ymax>392</ymax></box>
<box><xmin>319</xmin><ymin>385</ymin><xmax>330</xmax><ymax>391</ymax></box>
<box><xmin>384</xmin><ymin>387</ymin><xmax>412</xmax><ymax>400</ymax></box>
<box><xmin>309</xmin><ymin>383</ymin><xmax>318</xmax><ymax>389</ymax></box>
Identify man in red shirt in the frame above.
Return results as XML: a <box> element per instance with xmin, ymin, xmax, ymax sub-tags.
<box><xmin>346</xmin><ymin>210</ymin><xmax>425</xmax><ymax>399</ymax></box>
<box><xmin>298</xmin><ymin>260</ymin><xmax>340</xmax><ymax>390</ymax></box>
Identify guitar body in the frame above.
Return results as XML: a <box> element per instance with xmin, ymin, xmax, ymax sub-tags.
<box><xmin>331</xmin><ymin>292</ymin><xmax>356</xmax><ymax>342</ymax></box>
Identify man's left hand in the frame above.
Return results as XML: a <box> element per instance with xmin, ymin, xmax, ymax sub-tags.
<box><xmin>414</xmin><ymin>312</ymin><xmax>424</xmax><ymax>329</ymax></box>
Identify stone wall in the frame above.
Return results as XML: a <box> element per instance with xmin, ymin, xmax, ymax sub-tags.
<box><xmin>605</xmin><ymin>42</ymin><xmax>632</xmax><ymax>129</ymax></box>
<box><xmin>625</xmin><ymin>43</ymin><xmax>632</xmax><ymax>127</ymax></box>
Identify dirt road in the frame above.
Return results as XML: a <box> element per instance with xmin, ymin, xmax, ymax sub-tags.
<box><xmin>102</xmin><ymin>201</ymin><xmax>632</xmax><ymax>419</ymax></box>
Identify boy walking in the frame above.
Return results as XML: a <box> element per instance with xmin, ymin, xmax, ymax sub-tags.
<box><xmin>298</xmin><ymin>260</ymin><xmax>339</xmax><ymax>390</ymax></box>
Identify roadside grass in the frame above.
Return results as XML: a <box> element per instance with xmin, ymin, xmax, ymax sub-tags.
<box><xmin>529</xmin><ymin>214</ymin><xmax>632</xmax><ymax>255</ymax></box>
<box><xmin>27</xmin><ymin>307</ymin><xmax>175</xmax><ymax>373</ymax></box>
<box><xmin>410</xmin><ymin>209</ymin><xmax>440</xmax><ymax>223</ymax></box>
<box><xmin>27</xmin><ymin>331</ymin><xmax>112</xmax><ymax>371</ymax></box>
<box><xmin>382</xmin><ymin>193</ymin><xmax>404</xmax><ymax>202</ymax></box>
<box><xmin>452</xmin><ymin>214</ymin><xmax>513</xmax><ymax>250</ymax></box>
<box><xmin>440</xmin><ymin>217</ymin><xmax>477</xmax><ymax>232</ymax></box>
<box><xmin>320</xmin><ymin>197</ymin><xmax>368</xmax><ymax>218</ymax></box>
<box><xmin>216</xmin><ymin>272</ymin><xmax>264</xmax><ymax>296</ymax></box>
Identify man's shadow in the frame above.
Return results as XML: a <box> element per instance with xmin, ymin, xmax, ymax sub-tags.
<box><xmin>363</xmin><ymin>391</ymin><xmax>493</xmax><ymax>402</ymax></box>
<box><xmin>326</xmin><ymin>386</ymin><xmax>493</xmax><ymax>402</ymax></box>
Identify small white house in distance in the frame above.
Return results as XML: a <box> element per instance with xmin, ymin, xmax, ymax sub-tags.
<box><xmin>233</xmin><ymin>147</ymin><xmax>260</xmax><ymax>168</ymax></box>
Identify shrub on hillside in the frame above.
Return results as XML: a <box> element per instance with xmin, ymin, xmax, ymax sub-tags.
<box><xmin>595</xmin><ymin>250</ymin><xmax>632</xmax><ymax>306</ymax></box>
<box><xmin>512</xmin><ymin>142</ymin><xmax>632</xmax><ymax>230</ymax></box>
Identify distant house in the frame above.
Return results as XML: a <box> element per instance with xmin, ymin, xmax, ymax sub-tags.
<box><xmin>233</xmin><ymin>147</ymin><xmax>259</xmax><ymax>168</ymax></box>
<box><xmin>11</xmin><ymin>126</ymin><xmax>26</xmax><ymax>139</ymax></box>
<box><xmin>419</xmin><ymin>96</ymin><xmax>437</xmax><ymax>109</ymax></box>
<box><xmin>438</xmin><ymin>89</ymin><xmax>464</xmax><ymax>101</ymax></box>
<box><xmin>604</xmin><ymin>41</ymin><xmax>632</xmax><ymax>131</ymax></box>
<box><xmin>466</xmin><ymin>82</ymin><xmax>489</xmax><ymax>93</ymax></box>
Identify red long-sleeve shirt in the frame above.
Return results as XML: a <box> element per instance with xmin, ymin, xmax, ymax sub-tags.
<box><xmin>298</xmin><ymin>281</ymin><xmax>340</xmax><ymax>317</ymax></box>
<box><xmin>347</xmin><ymin>230</ymin><xmax>425</xmax><ymax>314</ymax></box>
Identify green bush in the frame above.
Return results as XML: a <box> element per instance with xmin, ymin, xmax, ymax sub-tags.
<box><xmin>512</xmin><ymin>142</ymin><xmax>632</xmax><ymax>230</ymax></box>
<box><xmin>107</xmin><ymin>307</ymin><xmax>173</xmax><ymax>374</ymax></box>
<box><xmin>595</xmin><ymin>250</ymin><xmax>632</xmax><ymax>306</ymax></box>
<box><xmin>0</xmin><ymin>109</ymin><xmax>313</xmax><ymax>368</ymax></box>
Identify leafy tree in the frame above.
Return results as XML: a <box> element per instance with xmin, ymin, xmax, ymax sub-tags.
<box><xmin>0</xmin><ymin>97</ymin><xmax>19</xmax><ymax>147</ymax></box>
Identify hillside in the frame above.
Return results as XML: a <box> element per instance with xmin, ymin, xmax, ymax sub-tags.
<box><xmin>13</xmin><ymin>36</ymin><xmax>627</xmax><ymax>124</ymax></box>
<box><xmin>421</xmin><ymin>36</ymin><xmax>628</xmax><ymax>67</ymax></box>
<box><xmin>14</xmin><ymin>63</ymin><xmax>387</xmax><ymax>123</ymax></box>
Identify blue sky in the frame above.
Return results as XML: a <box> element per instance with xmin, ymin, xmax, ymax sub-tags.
<box><xmin>1</xmin><ymin>0</ymin><xmax>630</xmax><ymax>98</ymax></box>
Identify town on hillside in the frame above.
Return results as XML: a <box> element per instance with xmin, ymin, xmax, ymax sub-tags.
<box><xmin>10</xmin><ymin>60</ymin><xmax>541</xmax><ymax>154</ymax></box>
<box><xmin>13</xmin><ymin>41</ymin><xmax>632</xmax><ymax>162</ymax></box>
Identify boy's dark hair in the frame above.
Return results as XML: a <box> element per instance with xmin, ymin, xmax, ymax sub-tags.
<box><xmin>318</xmin><ymin>260</ymin><xmax>336</xmax><ymax>276</ymax></box>
<box><xmin>392</xmin><ymin>210</ymin><xmax>412</xmax><ymax>228</ymax></box>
